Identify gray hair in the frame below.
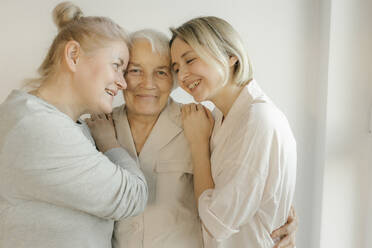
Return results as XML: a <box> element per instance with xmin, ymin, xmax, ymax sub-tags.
<box><xmin>129</xmin><ymin>29</ymin><xmax>170</xmax><ymax>57</ymax></box>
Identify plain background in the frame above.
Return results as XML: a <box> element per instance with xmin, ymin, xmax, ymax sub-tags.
<box><xmin>0</xmin><ymin>0</ymin><xmax>371</xmax><ymax>247</ymax></box>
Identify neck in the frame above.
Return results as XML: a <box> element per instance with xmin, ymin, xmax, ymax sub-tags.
<box><xmin>32</xmin><ymin>78</ymin><xmax>84</xmax><ymax>122</ymax></box>
<box><xmin>127</xmin><ymin>110</ymin><xmax>160</xmax><ymax>154</ymax></box>
<box><xmin>210</xmin><ymin>80</ymin><xmax>245</xmax><ymax>118</ymax></box>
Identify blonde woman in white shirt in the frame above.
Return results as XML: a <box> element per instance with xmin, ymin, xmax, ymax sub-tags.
<box><xmin>89</xmin><ymin>29</ymin><xmax>297</xmax><ymax>248</ymax></box>
<box><xmin>170</xmin><ymin>16</ymin><xmax>297</xmax><ymax>248</ymax></box>
<box><xmin>0</xmin><ymin>2</ymin><xmax>147</xmax><ymax>248</ymax></box>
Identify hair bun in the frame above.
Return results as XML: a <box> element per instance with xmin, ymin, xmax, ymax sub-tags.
<box><xmin>52</xmin><ymin>1</ymin><xmax>83</xmax><ymax>30</ymax></box>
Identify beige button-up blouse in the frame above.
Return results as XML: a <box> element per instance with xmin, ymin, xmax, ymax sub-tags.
<box><xmin>112</xmin><ymin>99</ymin><xmax>203</xmax><ymax>248</ymax></box>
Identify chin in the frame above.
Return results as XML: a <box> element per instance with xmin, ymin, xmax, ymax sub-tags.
<box><xmin>135</xmin><ymin>108</ymin><xmax>161</xmax><ymax>117</ymax></box>
<box><xmin>193</xmin><ymin>95</ymin><xmax>206</xmax><ymax>103</ymax></box>
<box><xmin>99</xmin><ymin>103</ymin><xmax>113</xmax><ymax>114</ymax></box>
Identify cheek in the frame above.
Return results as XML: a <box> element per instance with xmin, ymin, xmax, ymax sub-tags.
<box><xmin>191</xmin><ymin>61</ymin><xmax>216</xmax><ymax>79</ymax></box>
<box><xmin>123</xmin><ymin>91</ymin><xmax>134</xmax><ymax>102</ymax></box>
<box><xmin>125</xmin><ymin>77</ymin><xmax>140</xmax><ymax>91</ymax></box>
<box><xmin>176</xmin><ymin>77</ymin><xmax>186</xmax><ymax>88</ymax></box>
<box><xmin>159</xmin><ymin>78</ymin><xmax>173</xmax><ymax>91</ymax></box>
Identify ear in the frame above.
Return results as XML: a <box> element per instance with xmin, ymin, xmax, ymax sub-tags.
<box><xmin>229</xmin><ymin>55</ymin><xmax>238</xmax><ymax>67</ymax></box>
<box><xmin>64</xmin><ymin>40</ymin><xmax>81</xmax><ymax>72</ymax></box>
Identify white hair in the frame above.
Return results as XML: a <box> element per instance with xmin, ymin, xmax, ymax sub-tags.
<box><xmin>129</xmin><ymin>29</ymin><xmax>170</xmax><ymax>57</ymax></box>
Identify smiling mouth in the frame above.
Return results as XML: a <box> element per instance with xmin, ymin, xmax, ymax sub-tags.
<box><xmin>187</xmin><ymin>80</ymin><xmax>200</xmax><ymax>90</ymax></box>
<box><xmin>137</xmin><ymin>94</ymin><xmax>158</xmax><ymax>98</ymax></box>
<box><xmin>105</xmin><ymin>88</ymin><xmax>116</xmax><ymax>97</ymax></box>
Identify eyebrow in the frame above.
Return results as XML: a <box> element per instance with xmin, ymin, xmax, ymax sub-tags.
<box><xmin>157</xmin><ymin>66</ymin><xmax>170</xmax><ymax>70</ymax></box>
<box><xmin>128</xmin><ymin>62</ymin><xmax>141</xmax><ymax>67</ymax></box>
<box><xmin>128</xmin><ymin>62</ymin><xmax>169</xmax><ymax>70</ymax></box>
<box><xmin>171</xmin><ymin>50</ymin><xmax>193</xmax><ymax>69</ymax></box>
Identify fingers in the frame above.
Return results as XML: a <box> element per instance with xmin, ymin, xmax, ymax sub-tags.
<box><xmin>90</xmin><ymin>114</ymin><xmax>97</xmax><ymax>121</ymax></box>
<box><xmin>196</xmin><ymin>103</ymin><xmax>203</xmax><ymax>111</ymax></box>
<box><xmin>190</xmin><ymin>103</ymin><xmax>197</xmax><ymax>112</ymax></box>
<box><xmin>87</xmin><ymin>113</ymin><xmax>113</xmax><ymax>127</ymax></box>
<box><xmin>182</xmin><ymin>103</ymin><xmax>197</xmax><ymax>116</ymax></box>
<box><xmin>203</xmin><ymin>106</ymin><xmax>214</xmax><ymax>122</ymax></box>
<box><xmin>90</xmin><ymin>113</ymin><xmax>104</xmax><ymax>120</ymax></box>
<box><xmin>273</xmin><ymin>234</ymin><xmax>295</xmax><ymax>248</ymax></box>
<box><xmin>271</xmin><ymin>218</ymin><xmax>291</xmax><ymax>239</ymax></box>
<box><xmin>272</xmin><ymin>207</ymin><xmax>298</xmax><ymax>248</ymax></box>
<box><xmin>284</xmin><ymin>206</ymin><xmax>298</xmax><ymax>236</ymax></box>
<box><xmin>289</xmin><ymin>206</ymin><xmax>298</xmax><ymax>226</ymax></box>
<box><xmin>85</xmin><ymin>117</ymin><xmax>92</xmax><ymax>128</ymax></box>
<box><xmin>271</xmin><ymin>225</ymin><xmax>286</xmax><ymax>239</ymax></box>
<box><xmin>91</xmin><ymin>113</ymin><xmax>112</xmax><ymax>121</ymax></box>
<box><xmin>181</xmin><ymin>104</ymin><xmax>188</xmax><ymax>120</ymax></box>
<box><xmin>285</xmin><ymin>215</ymin><xmax>298</xmax><ymax>235</ymax></box>
<box><xmin>271</xmin><ymin>207</ymin><xmax>298</xmax><ymax>239</ymax></box>
<box><xmin>97</xmin><ymin>113</ymin><xmax>107</xmax><ymax>120</ymax></box>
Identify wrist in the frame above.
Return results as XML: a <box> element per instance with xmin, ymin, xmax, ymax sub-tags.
<box><xmin>189</xmin><ymin>142</ymin><xmax>210</xmax><ymax>163</ymax></box>
<box><xmin>98</xmin><ymin>140</ymin><xmax>120</xmax><ymax>153</ymax></box>
<box><xmin>189</xmin><ymin>140</ymin><xmax>209</xmax><ymax>151</ymax></box>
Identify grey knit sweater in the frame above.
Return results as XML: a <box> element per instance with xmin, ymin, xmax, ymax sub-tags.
<box><xmin>0</xmin><ymin>90</ymin><xmax>148</xmax><ymax>248</ymax></box>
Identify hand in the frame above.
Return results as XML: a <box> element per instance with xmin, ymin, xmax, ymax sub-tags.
<box><xmin>272</xmin><ymin>206</ymin><xmax>298</xmax><ymax>248</ymax></box>
<box><xmin>86</xmin><ymin>113</ymin><xmax>120</xmax><ymax>153</ymax></box>
<box><xmin>181</xmin><ymin>103</ymin><xmax>214</xmax><ymax>147</ymax></box>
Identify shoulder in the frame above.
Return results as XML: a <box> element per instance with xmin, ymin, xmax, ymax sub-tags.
<box><xmin>248</xmin><ymin>100</ymin><xmax>289</xmax><ymax>130</ymax></box>
<box><xmin>77</xmin><ymin>119</ymin><xmax>95</xmax><ymax>146</ymax></box>
<box><xmin>14</xmin><ymin>111</ymin><xmax>89</xmax><ymax>149</ymax></box>
<box><xmin>234</xmin><ymin>100</ymin><xmax>295</xmax><ymax>147</ymax></box>
<box><xmin>20</xmin><ymin>109</ymin><xmax>74</xmax><ymax>130</ymax></box>
<box><xmin>165</xmin><ymin>98</ymin><xmax>183</xmax><ymax>127</ymax></box>
<box><xmin>168</xmin><ymin>98</ymin><xmax>183</xmax><ymax>113</ymax></box>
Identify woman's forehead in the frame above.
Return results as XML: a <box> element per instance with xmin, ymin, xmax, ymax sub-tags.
<box><xmin>130</xmin><ymin>40</ymin><xmax>171</xmax><ymax>67</ymax></box>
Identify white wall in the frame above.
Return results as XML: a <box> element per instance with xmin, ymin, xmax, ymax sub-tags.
<box><xmin>320</xmin><ymin>0</ymin><xmax>372</xmax><ymax>247</ymax></box>
<box><xmin>3</xmin><ymin>0</ymin><xmax>369</xmax><ymax>247</ymax></box>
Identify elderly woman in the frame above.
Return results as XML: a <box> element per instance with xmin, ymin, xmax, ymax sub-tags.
<box><xmin>88</xmin><ymin>29</ymin><xmax>297</xmax><ymax>248</ymax></box>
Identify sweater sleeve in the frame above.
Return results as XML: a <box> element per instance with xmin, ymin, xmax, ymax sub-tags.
<box><xmin>4</xmin><ymin>113</ymin><xmax>148</xmax><ymax>220</ymax></box>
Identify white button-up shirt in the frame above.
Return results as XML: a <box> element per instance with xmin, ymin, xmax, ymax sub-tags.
<box><xmin>198</xmin><ymin>80</ymin><xmax>297</xmax><ymax>248</ymax></box>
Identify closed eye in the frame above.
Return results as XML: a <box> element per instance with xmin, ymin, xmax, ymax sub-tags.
<box><xmin>186</xmin><ymin>58</ymin><xmax>196</xmax><ymax>64</ymax></box>
<box><xmin>113</xmin><ymin>63</ymin><xmax>120</xmax><ymax>70</ymax></box>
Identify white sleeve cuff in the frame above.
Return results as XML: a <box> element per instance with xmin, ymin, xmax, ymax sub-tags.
<box><xmin>198</xmin><ymin>189</ymin><xmax>239</xmax><ymax>241</ymax></box>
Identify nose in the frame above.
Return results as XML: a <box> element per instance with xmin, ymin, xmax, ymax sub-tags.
<box><xmin>141</xmin><ymin>74</ymin><xmax>156</xmax><ymax>89</ymax></box>
<box><xmin>116</xmin><ymin>72</ymin><xmax>127</xmax><ymax>90</ymax></box>
<box><xmin>178</xmin><ymin>64</ymin><xmax>189</xmax><ymax>82</ymax></box>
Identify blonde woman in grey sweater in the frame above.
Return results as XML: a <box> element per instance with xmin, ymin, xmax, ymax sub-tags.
<box><xmin>0</xmin><ymin>2</ymin><xmax>147</xmax><ymax>248</ymax></box>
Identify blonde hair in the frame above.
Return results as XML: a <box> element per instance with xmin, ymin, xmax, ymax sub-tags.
<box><xmin>26</xmin><ymin>1</ymin><xmax>129</xmax><ymax>87</ymax></box>
<box><xmin>170</xmin><ymin>16</ymin><xmax>253</xmax><ymax>86</ymax></box>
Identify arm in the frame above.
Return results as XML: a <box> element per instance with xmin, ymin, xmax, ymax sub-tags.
<box><xmin>181</xmin><ymin>104</ymin><xmax>215</xmax><ymax>204</ymax></box>
<box><xmin>8</xmin><ymin>113</ymin><xmax>148</xmax><ymax>220</ymax></box>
